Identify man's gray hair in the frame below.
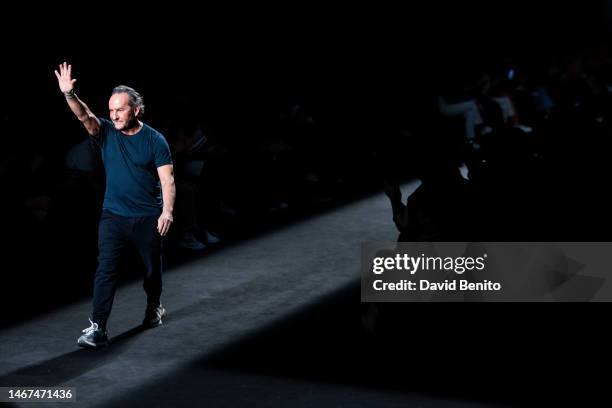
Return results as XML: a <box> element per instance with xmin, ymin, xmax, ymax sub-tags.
<box><xmin>112</xmin><ymin>85</ymin><xmax>145</xmax><ymax>117</ymax></box>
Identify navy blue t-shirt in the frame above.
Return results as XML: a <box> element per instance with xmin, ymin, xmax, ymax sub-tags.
<box><xmin>94</xmin><ymin>118</ymin><xmax>172</xmax><ymax>217</ymax></box>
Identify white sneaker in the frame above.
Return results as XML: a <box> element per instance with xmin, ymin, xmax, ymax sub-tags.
<box><xmin>179</xmin><ymin>231</ymin><xmax>206</xmax><ymax>250</ymax></box>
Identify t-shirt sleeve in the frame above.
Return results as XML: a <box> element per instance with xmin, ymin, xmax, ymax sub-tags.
<box><xmin>153</xmin><ymin>133</ymin><xmax>173</xmax><ymax>167</ymax></box>
<box><xmin>91</xmin><ymin>118</ymin><xmax>111</xmax><ymax>148</ymax></box>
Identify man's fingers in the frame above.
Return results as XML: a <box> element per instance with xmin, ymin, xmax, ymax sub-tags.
<box><xmin>162</xmin><ymin>219</ymin><xmax>173</xmax><ymax>236</ymax></box>
<box><xmin>157</xmin><ymin>216</ymin><xmax>172</xmax><ymax>236</ymax></box>
<box><xmin>54</xmin><ymin>70</ymin><xmax>60</xmax><ymax>80</ymax></box>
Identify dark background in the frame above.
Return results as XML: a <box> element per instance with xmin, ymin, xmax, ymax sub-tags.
<box><xmin>2</xmin><ymin>3</ymin><xmax>609</xmax><ymax>136</ymax></box>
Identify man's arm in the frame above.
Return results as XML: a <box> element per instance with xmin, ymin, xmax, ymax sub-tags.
<box><xmin>54</xmin><ymin>62</ymin><xmax>101</xmax><ymax>137</ymax></box>
<box><xmin>157</xmin><ymin>164</ymin><xmax>176</xmax><ymax>237</ymax></box>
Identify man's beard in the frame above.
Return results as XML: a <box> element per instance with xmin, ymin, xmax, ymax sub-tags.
<box><xmin>114</xmin><ymin>116</ymin><xmax>137</xmax><ymax>131</ymax></box>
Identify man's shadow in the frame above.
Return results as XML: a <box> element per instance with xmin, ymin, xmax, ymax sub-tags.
<box><xmin>0</xmin><ymin>325</ymin><xmax>150</xmax><ymax>387</ymax></box>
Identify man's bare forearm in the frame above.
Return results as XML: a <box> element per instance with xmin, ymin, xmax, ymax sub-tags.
<box><xmin>65</xmin><ymin>92</ymin><xmax>94</xmax><ymax>122</ymax></box>
<box><xmin>161</xmin><ymin>178</ymin><xmax>176</xmax><ymax>215</ymax></box>
<box><xmin>63</xmin><ymin>91</ymin><xmax>100</xmax><ymax>136</ymax></box>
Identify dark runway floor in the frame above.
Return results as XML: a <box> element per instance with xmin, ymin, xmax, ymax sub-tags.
<box><xmin>0</xmin><ymin>184</ymin><xmax>607</xmax><ymax>407</ymax></box>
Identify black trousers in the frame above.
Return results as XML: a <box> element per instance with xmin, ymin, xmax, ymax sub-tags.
<box><xmin>91</xmin><ymin>210</ymin><xmax>163</xmax><ymax>330</ymax></box>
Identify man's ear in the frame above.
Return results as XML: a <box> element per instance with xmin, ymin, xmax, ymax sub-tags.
<box><xmin>134</xmin><ymin>106</ymin><xmax>141</xmax><ymax>118</ymax></box>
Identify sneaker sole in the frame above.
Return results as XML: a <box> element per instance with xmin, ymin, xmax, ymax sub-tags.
<box><xmin>78</xmin><ymin>338</ymin><xmax>108</xmax><ymax>348</ymax></box>
<box><xmin>142</xmin><ymin>321</ymin><xmax>163</xmax><ymax>328</ymax></box>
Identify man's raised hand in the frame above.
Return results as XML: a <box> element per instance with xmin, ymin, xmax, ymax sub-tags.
<box><xmin>54</xmin><ymin>62</ymin><xmax>77</xmax><ymax>94</ymax></box>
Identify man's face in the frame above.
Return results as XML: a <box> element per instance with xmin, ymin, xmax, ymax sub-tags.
<box><xmin>108</xmin><ymin>93</ymin><xmax>139</xmax><ymax>131</ymax></box>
